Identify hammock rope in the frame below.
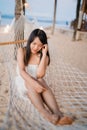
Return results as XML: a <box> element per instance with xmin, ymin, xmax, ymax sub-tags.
<box><xmin>0</xmin><ymin>15</ymin><xmax>87</xmax><ymax>130</ymax></box>
<box><xmin>0</xmin><ymin>40</ymin><xmax>87</xmax><ymax>130</ymax></box>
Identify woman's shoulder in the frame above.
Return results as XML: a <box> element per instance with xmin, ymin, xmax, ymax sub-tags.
<box><xmin>17</xmin><ymin>47</ymin><xmax>26</xmax><ymax>59</ymax></box>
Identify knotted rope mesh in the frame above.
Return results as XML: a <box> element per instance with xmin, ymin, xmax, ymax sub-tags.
<box><xmin>0</xmin><ymin>15</ymin><xmax>87</xmax><ymax>130</ymax></box>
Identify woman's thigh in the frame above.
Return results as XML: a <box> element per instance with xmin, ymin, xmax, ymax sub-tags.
<box><xmin>25</xmin><ymin>83</ymin><xmax>45</xmax><ymax>110</ymax></box>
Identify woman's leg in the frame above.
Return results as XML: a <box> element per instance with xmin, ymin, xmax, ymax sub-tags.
<box><xmin>38</xmin><ymin>79</ymin><xmax>62</xmax><ymax>115</ymax></box>
<box><xmin>25</xmin><ymin>82</ymin><xmax>58</xmax><ymax>124</ymax></box>
<box><xmin>38</xmin><ymin>79</ymin><xmax>73</xmax><ymax>125</ymax></box>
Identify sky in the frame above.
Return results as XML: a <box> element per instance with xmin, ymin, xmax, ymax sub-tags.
<box><xmin>0</xmin><ymin>0</ymin><xmax>77</xmax><ymax>22</ymax></box>
<box><xmin>28</xmin><ymin>0</ymin><xmax>77</xmax><ymax>21</ymax></box>
<box><xmin>0</xmin><ymin>0</ymin><xmax>15</xmax><ymax>14</ymax></box>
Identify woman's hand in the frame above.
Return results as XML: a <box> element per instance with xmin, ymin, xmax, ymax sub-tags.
<box><xmin>25</xmin><ymin>79</ymin><xmax>46</xmax><ymax>93</ymax></box>
<box><xmin>34</xmin><ymin>81</ymin><xmax>46</xmax><ymax>93</ymax></box>
<box><xmin>42</xmin><ymin>44</ymin><xmax>48</xmax><ymax>56</ymax></box>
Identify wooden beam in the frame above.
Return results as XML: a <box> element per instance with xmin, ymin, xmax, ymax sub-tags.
<box><xmin>0</xmin><ymin>39</ymin><xmax>27</xmax><ymax>46</ymax></box>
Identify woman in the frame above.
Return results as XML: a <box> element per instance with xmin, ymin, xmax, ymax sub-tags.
<box><xmin>15</xmin><ymin>28</ymin><xmax>73</xmax><ymax>125</ymax></box>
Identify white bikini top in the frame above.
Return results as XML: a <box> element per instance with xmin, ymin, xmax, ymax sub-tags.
<box><xmin>16</xmin><ymin>64</ymin><xmax>38</xmax><ymax>79</ymax></box>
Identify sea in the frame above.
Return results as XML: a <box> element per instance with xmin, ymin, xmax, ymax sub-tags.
<box><xmin>0</xmin><ymin>0</ymin><xmax>77</xmax><ymax>28</ymax></box>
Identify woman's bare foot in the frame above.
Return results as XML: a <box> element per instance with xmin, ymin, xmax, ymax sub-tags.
<box><xmin>50</xmin><ymin>114</ymin><xmax>59</xmax><ymax>124</ymax></box>
<box><xmin>56</xmin><ymin>116</ymin><xmax>73</xmax><ymax>125</ymax></box>
<box><xmin>51</xmin><ymin>111</ymin><xmax>63</xmax><ymax>125</ymax></box>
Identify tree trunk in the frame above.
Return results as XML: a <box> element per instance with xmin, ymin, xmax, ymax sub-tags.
<box><xmin>22</xmin><ymin>0</ymin><xmax>26</xmax><ymax>15</ymax></box>
<box><xmin>14</xmin><ymin>0</ymin><xmax>24</xmax><ymax>59</ymax></box>
<box><xmin>15</xmin><ymin>0</ymin><xmax>22</xmax><ymax>20</ymax></box>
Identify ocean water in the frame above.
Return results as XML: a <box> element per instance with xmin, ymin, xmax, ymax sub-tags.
<box><xmin>0</xmin><ymin>0</ymin><xmax>77</xmax><ymax>28</ymax></box>
<box><xmin>0</xmin><ymin>14</ymin><xmax>70</xmax><ymax>28</ymax></box>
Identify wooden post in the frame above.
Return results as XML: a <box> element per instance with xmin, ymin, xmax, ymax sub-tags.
<box><xmin>72</xmin><ymin>0</ymin><xmax>81</xmax><ymax>41</ymax></box>
<box><xmin>52</xmin><ymin>0</ymin><xmax>57</xmax><ymax>35</ymax></box>
<box><xmin>75</xmin><ymin>0</ymin><xmax>86</xmax><ymax>40</ymax></box>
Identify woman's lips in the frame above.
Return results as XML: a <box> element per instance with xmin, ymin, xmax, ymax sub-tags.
<box><xmin>32</xmin><ymin>49</ymin><xmax>37</xmax><ymax>53</ymax></box>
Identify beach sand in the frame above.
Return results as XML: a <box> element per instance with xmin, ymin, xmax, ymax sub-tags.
<box><xmin>46</xmin><ymin>27</ymin><xmax>87</xmax><ymax>73</ymax></box>
<box><xmin>0</xmin><ymin>27</ymin><xmax>87</xmax><ymax>130</ymax></box>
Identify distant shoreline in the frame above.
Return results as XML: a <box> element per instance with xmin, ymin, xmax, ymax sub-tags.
<box><xmin>0</xmin><ymin>14</ymin><xmax>71</xmax><ymax>28</ymax></box>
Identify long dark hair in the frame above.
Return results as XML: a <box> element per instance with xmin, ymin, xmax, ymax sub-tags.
<box><xmin>24</xmin><ymin>28</ymin><xmax>50</xmax><ymax>66</ymax></box>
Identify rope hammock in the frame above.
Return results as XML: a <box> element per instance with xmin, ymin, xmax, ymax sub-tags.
<box><xmin>0</xmin><ymin>15</ymin><xmax>87</xmax><ymax>130</ymax></box>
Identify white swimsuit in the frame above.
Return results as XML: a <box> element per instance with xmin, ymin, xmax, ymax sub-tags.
<box><xmin>15</xmin><ymin>64</ymin><xmax>38</xmax><ymax>97</ymax></box>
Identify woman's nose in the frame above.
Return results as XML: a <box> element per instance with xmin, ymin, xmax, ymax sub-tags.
<box><xmin>34</xmin><ymin>45</ymin><xmax>38</xmax><ymax>50</ymax></box>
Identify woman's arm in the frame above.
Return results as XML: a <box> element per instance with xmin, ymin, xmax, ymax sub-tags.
<box><xmin>17</xmin><ymin>47</ymin><xmax>46</xmax><ymax>93</ymax></box>
<box><xmin>37</xmin><ymin>44</ymin><xmax>49</xmax><ymax>78</ymax></box>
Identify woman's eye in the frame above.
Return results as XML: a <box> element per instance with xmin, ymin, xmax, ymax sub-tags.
<box><xmin>33</xmin><ymin>42</ymin><xmax>36</xmax><ymax>45</ymax></box>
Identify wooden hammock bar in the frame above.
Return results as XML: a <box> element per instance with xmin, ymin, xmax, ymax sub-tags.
<box><xmin>0</xmin><ymin>39</ymin><xmax>27</xmax><ymax>46</ymax></box>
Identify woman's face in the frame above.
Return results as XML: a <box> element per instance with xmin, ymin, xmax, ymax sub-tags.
<box><xmin>30</xmin><ymin>37</ymin><xmax>43</xmax><ymax>54</ymax></box>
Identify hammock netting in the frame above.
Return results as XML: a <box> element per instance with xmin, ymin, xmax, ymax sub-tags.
<box><xmin>0</xmin><ymin>15</ymin><xmax>87</xmax><ymax>130</ymax></box>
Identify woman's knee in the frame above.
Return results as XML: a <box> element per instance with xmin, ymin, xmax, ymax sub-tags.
<box><xmin>38</xmin><ymin>78</ymin><xmax>49</xmax><ymax>89</ymax></box>
<box><xmin>25</xmin><ymin>82</ymin><xmax>35</xmax><ymax>93</ymax></box>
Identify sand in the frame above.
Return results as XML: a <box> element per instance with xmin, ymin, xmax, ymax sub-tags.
<box><xmin>46</xmin><ymin>28</ymin><xmax>87</xmax><ymax>73</ymax></box>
